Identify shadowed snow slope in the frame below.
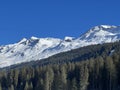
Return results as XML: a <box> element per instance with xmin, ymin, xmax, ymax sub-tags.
<box><xmin>0</xmin><ymin>25</ymin><xmax>120</xmax><ymax>67</ymax></box>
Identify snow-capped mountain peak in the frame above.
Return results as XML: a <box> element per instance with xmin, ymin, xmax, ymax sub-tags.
<box><xmin>18</xmin><ymin>38</ymin><xmax>27</xmax><ymax>44</ymax></box>
<box><xmin>0</xmin><ymin>25</ymin><xmax>120</xmax><ymax>67</ymax></box>
<box><xmin>64</xmin><ymin>36</ymin><xmax>75</xmax><ymax>41</ymax></box>
<box><xmin>80</xmin><ymin>25</ymin><xmax>120</xmax><ymax>41</ymax></box>
<box><xmin>100</xmin><ymin>25</ymin><xmax>117</xmax><ymax>29</ymax></box>
<box><xmin>92</xmin><ymin>25</ymin><xmax>117</xmax><ymax>30</ymax></box>
<box><xmin>30</xmin><ymin>36</ymin><xmax>39</xmax><ymax>40</ymax></box>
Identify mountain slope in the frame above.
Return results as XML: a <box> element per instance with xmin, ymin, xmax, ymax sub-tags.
<box><xmin>0</xmin><ymin>25</ymin><xmax>120</xmax><ymax>67</ymax></box>
<box><xmin>1</xmin><ymin>41</ymin><xmax>120</xmax><ymax>90</ymax></box>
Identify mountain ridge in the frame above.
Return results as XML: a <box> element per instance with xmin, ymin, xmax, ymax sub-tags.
<box><xmin>0</xmin><ymin>25</ymin><xmax>120</xmax><ymax>67</ymax></box>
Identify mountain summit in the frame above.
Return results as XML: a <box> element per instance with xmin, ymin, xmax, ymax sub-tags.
<box><xmin>80</xmin><ymin>25</ymin><xmax>120</xmax><ymax>44</ymax></box>
<box><xmin>0</xmin><ymin>25</ymin><xmax>120</xmax><ymax>67</ymax></box>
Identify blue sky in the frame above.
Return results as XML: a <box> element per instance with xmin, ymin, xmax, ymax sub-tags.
<box><xmin>0</xmin><ymin>0</ymin><xmax>120</xmax><ymax>45</ymax></box>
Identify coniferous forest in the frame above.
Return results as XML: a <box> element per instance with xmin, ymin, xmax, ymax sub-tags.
<box><xmin>0</xmin><ymin>41</ymin><xmax>120</xmax><ymax>90</ymax></box>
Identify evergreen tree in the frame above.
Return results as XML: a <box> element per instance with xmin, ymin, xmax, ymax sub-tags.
<box><xmin>24</xmin><ymin>81</ymin><xmax>29</xmax><ymax>90</ymax></box>
<box><xmin>79</xmin><ymin>64</ymin><xmax>89</xmax><ymax>90</ymax></box>
<box><xmin>8</xmin><ymin>84</ymin><xmax>14</xmax><ymax>90</ymax></box>
<box><xmin>71</xmin><ymin>78</ymin><xmax>77</xmax><ymax>90</ymax></box>
<box><xmin>105</xmin><ymin>56</ymin><xmax>117</xmax><ymax>90</ymax></box>
<box><xmin>0</xmin><ymin>83</ymin><xmax>2</xmax><ymax>90</ymax></box>
<box><xmin>60</xmin><ymin>65</ymin><xmax>67</xmax><ymax>89</ymax></box>
<box><xmin>44</xmin><ymin>71</ymin><xmax>50</xmax><ymax>90</ymax></box>
<box><xmin>13</xmin><ymin>70</ymin><xmax>19</xmax><ymax>88</ymax></box>
<box><xmin>29</xmin><ymin>82</ymin><xmax>33</xmax><ymax>90</ymax></box>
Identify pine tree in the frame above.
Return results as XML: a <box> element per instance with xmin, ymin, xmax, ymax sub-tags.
<box><xmin>48</xmin><ymin>67</ymin><xmax>54</xmax><ymax>90</ymax></box>
<box><xmin>71</xmin><ymin>78</ymin><xmax>77</xmax><ymax>90</ymax></box>
<box><xmin>29</xmin><ymin>82</ymin><xmax>33</xmax><ymax>90</ymax></box>
<box><xmin>13</xmin><ymin>70</ymin><xmax>19</xmax><ymax>88</ymax></box>
<box><xmin>94</xmin><ymin>57</ymin><xmax>104</xmax><ymax>90</ymax></box>
<box><xmin>0</xmin><ymin>83</ymin><xmax>2</xmax><ymax>90</ymax></box>
<box><xmin>44</xmin><ymin>71</ymin><xmax>49</xmax><ymax>90</ymax></box>
<box><xmin>24</xmin><ymin>81</ymin><xmax>29</xmax><ymax>90</ymax></box>
<box><xmin>105</xmin><ymin>56</ymin><xmax>117</xmax><ymax>90</ymax></box>
<box><xmin>8</xmin><ymin>84</ymin><xmax>14</xmax><ymax>90</ymax></box>
<box><xmin>60</xmin><ymin>65</ymin><xmax>67</xmax><ymax>89</ymax></box>
<box><xmin>79</xmin><ymin>64</ymin><xmax>89</xmax><ymax>90</ymax></box>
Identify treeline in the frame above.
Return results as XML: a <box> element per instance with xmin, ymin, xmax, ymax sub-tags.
<box><xmin>0</xmin><ymin>54</ymin><xmax>120</xmax><ymax>90</ymax></box>
<box><xmin>0</xmin><ymin>41</ymin><xmax>120</xmax><ymax>90</ymax></box>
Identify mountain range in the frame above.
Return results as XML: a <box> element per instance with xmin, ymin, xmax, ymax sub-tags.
<box><xmin>0</xmin><ymin>25</ymin><xmax>120</xmax><ymax>67</ymax></box>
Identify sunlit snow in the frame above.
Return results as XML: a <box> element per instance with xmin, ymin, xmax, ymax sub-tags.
<box><xmin>0</xmin><ymin>25</ymin><xmax>120</xmax><ymax>67</ymax></box>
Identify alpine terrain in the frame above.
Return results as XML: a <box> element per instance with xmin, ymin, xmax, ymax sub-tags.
<box><xmin>0</xmin><ymin>25</ymin><xmax>120</xmax><ymax>67</ymax></box>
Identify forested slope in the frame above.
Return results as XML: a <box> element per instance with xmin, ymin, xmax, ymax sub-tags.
<box><xmin>0</xmin><ymin>41</ymin><xmax>120</xmax><ymax>90</ymax></box>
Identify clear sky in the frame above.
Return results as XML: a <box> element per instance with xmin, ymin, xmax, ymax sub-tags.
<box><xmin>0</xmin><ymin>0</ymin><xmax>120</xmax><ymax>45</ymax></box>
